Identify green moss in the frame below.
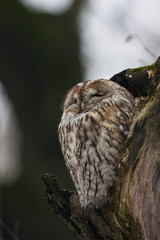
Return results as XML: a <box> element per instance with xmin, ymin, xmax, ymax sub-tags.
<box><xmin>131</xmin><ymin>63</ymin><xmax>155</xmax><ymax>74</ymax></box>
<box><xmin>131</xmin><ymin>60</ymin><xmax>160</xmax><ymax>89</ymax></box>
<box><xmin>118</xmin><ymin>199</ymin><xmax>143</xmax><ymax>240</ymax></box>
<box><xmin>130</xmin><ymin>144</ymin><xmax>144</xmax><ymax>181</ymax></box>
<box><xmin>111</xmin><ymin>172</ymin><xmax>143</xmax><ymax>239</ymax></box>
<box><xmin>112</xmin><ymin>141</ymin><xmax>145</xmax><ymax>239</ymax></box>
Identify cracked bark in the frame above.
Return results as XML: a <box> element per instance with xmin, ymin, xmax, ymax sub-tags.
<box><xmin>41</xmin><ymin>57</ymin><xmax>160</xmax><ymax>240</ymax></box>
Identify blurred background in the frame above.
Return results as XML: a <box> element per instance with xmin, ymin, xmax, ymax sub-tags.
<box><xmin>0</xmin><ymin>0</ymin><xmax>159</xmax><ymax>239</ymax></box>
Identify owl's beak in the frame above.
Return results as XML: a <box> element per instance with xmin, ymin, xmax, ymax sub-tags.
<box><xmin>81</xmin><ymin>101</ymin><xmax>85</xmax><ymax>110</ymax></box>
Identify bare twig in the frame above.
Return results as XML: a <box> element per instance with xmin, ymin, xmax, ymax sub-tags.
<box><xmin>0</xmin><ymin>218</ymin><xmax>20</xmax><ymax>240</ymax></box>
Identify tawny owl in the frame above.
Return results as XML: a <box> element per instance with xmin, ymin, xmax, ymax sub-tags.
<box><xmin>58</xmin><ymin>79</ymin><xmax>135</xmax><ymax>209</ymax></box>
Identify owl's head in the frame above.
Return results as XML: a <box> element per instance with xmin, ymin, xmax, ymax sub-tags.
<box><xmin>63</xmin><ymin>79</ymin><xmax>133</xmax><ymax>114</ymax></box>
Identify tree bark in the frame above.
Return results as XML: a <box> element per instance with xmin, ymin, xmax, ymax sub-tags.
<box><xmin>41</xmin><ymin>57</ymin><xmax>160</xmax><ymax>240</ymax></box>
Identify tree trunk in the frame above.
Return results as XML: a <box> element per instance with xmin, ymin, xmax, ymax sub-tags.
<box><xmin>41</xmin><ymin>57</ymin><xmax>160</xmax><ymax>240</ymax></box>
